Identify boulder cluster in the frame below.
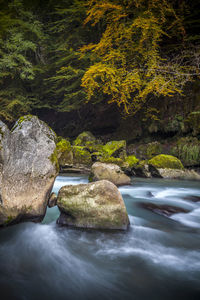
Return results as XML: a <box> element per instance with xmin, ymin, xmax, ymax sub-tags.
<box><xmin>0</xmin><ymin>115</ymin><xmax>199</xmax><ymax>230</ymax></box>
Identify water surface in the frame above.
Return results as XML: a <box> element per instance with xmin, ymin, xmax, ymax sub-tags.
<box><xmin>0</xmin><ymin>174</ymin><xmax>200</xmax><ymax>300</ymax></box>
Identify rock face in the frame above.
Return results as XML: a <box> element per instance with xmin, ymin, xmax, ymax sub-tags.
<box><xmin>48</xmin><ymin>192</ymin><xmax>57</xmax><ymax>208</ymax></box>
<box><xmin>148</xmin><ymin>154</ymin><xmax>184</xmax><ymax>170</ymax></box>
<box><xmin>90</xmin><ymin>162</ymin><xmax>131</xmax><ymax>186</ymax></box>
<box><xmin>0</xmin><ymin>115</ymin><xmax>58</xmax><ymax>226</ymax></box>
<box><xmin>150</xmin><ymin>168</ymin><xmax>200</xmax><ymax>180</ymax></box>
<box><xmin>57</xmin><ymin>180</ymin><xmax>130</xmax><ymax>230</ymax></box>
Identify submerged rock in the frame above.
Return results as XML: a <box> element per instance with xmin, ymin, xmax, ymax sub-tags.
<box><xmin>48</xmin><ymin>192</ymin><xmax>57</xmax><ymax>208</ymax></box>
<box><xmin>89</xmin><ymin>162</ymin><xmax>131</xmax><ymax>186</ymax></box>
<box><xmin>0</xmin><ymin>115</ymin><xmax>58</xmax><ymax>226</ymax></box>
<box><xmin>139</xmin><ymin>202</ymin><xmax>189</xmax><ymax>217</ymax></box>
<box><xmin>57</xmin><ymin>180</ymin><xmax>130</xmax><ymax>230</ymax></box>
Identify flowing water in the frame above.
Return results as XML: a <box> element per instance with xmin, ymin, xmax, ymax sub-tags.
<box><xmin>0</xmin><ymin>174</ymin><xmax>200</xmax><ymax>300</ymax></box>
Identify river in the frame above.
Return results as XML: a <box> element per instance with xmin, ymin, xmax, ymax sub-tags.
<box><xmin>0</xmin><ymin>174</ymin><xmax>200</xmax><ymax>300</ymax></box>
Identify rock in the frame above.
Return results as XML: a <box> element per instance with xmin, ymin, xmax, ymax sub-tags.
<box><xmin>103</xmin><ymin>140</ymin><xmax>127</xmax><ymax>159</ymax></box>
<box><xmin>56</xmin><ymin>139</ymin><xmax>73</xmax><ymax>167</ymax></box>
<box><xmin>0</xmin><ymin>115</ymin><xmax>58</xmax><ymax>226</ymax></box>
<box><xmin>132</xmin><ymin>161</ymin><xmax>151</xmax><ymax>178</ymax></box>
<box><xmin>72</xmin><ymin>146</ymin><xmax>92</xmax><ymax>167</ymax></box>
<box><xmin>137</xmin><ymin>142</ymin><xmax>163</xmax><ymax>160</ymax></box>
<box><xmin>148</xmin><ymin>154</ymin><xmax>184</xmax><ymax>170</ymax></box>
<box><xmin>150</xmin><ymin>168</ymin><xmax>200</xmax><ymax>180</ymax></box>
<box><xmin>48</xmin><ymin>192</ymin><xmax>57</xmax><ymax>208</ymax></box>
<box><xmin>73</xmin><ymin>131</ymin><xmax>96</xmax><ymax>146</ymax></box>
<box><xmin>183</xmin><ymin>195</ymin><xmax>200</xmax><ymax>202</ymax></box>
<box><xmin>60</xmin><ymin>165</ymin><xmax>91</xmax><ymax>174</ymax></box>
<box><xmin>57</xmin><ymin>180</ymin><xmax>130</xmax><ymax>230</ymax></box>
<box><xmin>139</xmin><ymin>202</ymin><xmax>189</xmax><ymax>217</ymax></box>
<box><xmin>90</xmin><ymin>162</ymin><xmax>131</xmax><ymax>186</ymax></box>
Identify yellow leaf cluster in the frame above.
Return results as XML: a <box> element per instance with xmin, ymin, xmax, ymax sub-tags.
<box><xmin>81</xmin><ymin>0</ymin><xmax>186</xmax><ymax>114</ymax></box>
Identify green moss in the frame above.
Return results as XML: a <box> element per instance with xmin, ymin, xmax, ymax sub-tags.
<box><xmin>49</xmin><ymin>149</ymin><xmax>59</xmax><ymax>172</ymax></box>
<box><xmin>103</xmin><ymin>140</ymin><xmax>126</xmax><ymax>159</ymax></box>
<box><xmin>56</xmin><ymin>139</ymin><xmax>71</xmax><ymax>153</ymax></box>
<box><xmin>73</xmin><ymin>131</ymin><xmax>96</xmax><ymax>146</ymax></box>
<box><xmin>171</xmin><ymin>137</ymin><xmax>200</xmax><ymax>167</ymax></box>
<box><xmin>149</xmin><ymin>154</ymin><xmax>184</xmax><ymax>170</ymax></box>
<box><xmin>100</xmin><ymin>156</ymin><xmax>124</xmax><ymax>166</ymax></box>
<box><xmin>125</xmin><ymin>155</ymin><xmax>139</xmax><ymax>167</ymax></box>
<box><xmin>73</xmin><ymin>146</ymin><xmax>92</xmax><ymax>165</ymax></box>
<box><xmin>5</xmin><ymin>215</ymin><xmax>14</xmax><ymax>225</ymax></box>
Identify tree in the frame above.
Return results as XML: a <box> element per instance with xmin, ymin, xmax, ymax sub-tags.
<box><xmin>0</xmin><ymin>0</ymin><xmax>46</xmax><ymax>121</ymax></box>
<box><xmin>80</xmin><ymin>0</ymin><xmax>199</xmax><ymax>115</ymax></box>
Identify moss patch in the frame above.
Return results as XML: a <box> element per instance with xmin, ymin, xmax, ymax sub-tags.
<box><xmin>103</xmin><ymin>140</ymin><xmax>126</xmax><ymax>159</ymax></box>
<box><xmin>73</xmin><ymin>131</ymin><xmax>96</xmax><ymax>146</ymax></box>
<box><xmin>149</xmin><ymin>154</ymin><xmax>184</xmax><ymax>170</ymax></box>
<box><xmin>125</xmin><ymin>155</ymin><xmax>139</xmax><ymax>168</ymax></box>
<box><xmin>73</xmin><ymin>146</ymin><xmax>92</xmax><ymax>165</ymax></box>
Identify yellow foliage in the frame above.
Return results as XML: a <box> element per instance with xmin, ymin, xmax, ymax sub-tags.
<box><xmin>81</xmin><ymin>0</ymin><xmax>186</xmax><ymax>114</ymax></box>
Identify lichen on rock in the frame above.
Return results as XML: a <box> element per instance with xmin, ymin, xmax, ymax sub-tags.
<box><xmin>57</xmin><ymin>180</ymin><xmax>130</xmax><ymax>230</ymax></box>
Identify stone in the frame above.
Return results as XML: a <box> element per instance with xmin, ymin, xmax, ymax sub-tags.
<box><xmin>139</xmin><ymin>202</ymin><xmax>189</xmax><ymax>217</ymax></box>
<box><xmin>57</xmin><ymin>180</ymin><xmax>130</xmax><ymax>230</ymax></box>
<box><xmin>149</xmin><ymin>168</ymin><xmax>200</xmax><ymax>180</ymax></box>
<box><xmin>56</xmin><ymin>139</ymin><xmax>73</xmax><ymax>167</ymax></box>
<box><xmin>72</xmin><ymin>146</ymin><xmax>92</xmax><ymax>167</ymax></box>
<box><xmin>90</xmin><ymin>162</ymin><xmax>131</xmax><ymax>186</ymax></box>
<box><xmin>148</xmin><ymin>154</ymin><xmax>184</xmax><ymax>170</ymax></box>
<box><xmin>73</xmin><ymin>131</ymin><xmax>96</xmax><ymax>146</ymax></box>
<box><xmin>48</xmin><ymin>192</ymin><xmax>57</xmax><ymax>208</ymax></box>
<box><xmin>0</xmin><ymin>115</ymin><xmax>58</xmax><ymax>226</ymax></box>
<box><xmin>103</xmin><ymin>140</ymin><xmax>127</xmax><ymax>159</ymax></box>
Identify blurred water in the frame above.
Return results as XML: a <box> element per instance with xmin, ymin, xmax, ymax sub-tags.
<box><xmin>0</xmin><ymin>175</ymin><xmax>200</xmax><ymax>300</ymax></box>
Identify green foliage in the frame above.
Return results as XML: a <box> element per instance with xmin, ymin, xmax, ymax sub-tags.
<box><xmin>43</xmin><ymin>0</ymin><xmax>94</xmax><ymax>112</ymax></box>
<box><xmin>0</xmin><ymin>0</ymin><xmax>199</xmax><ymax>122</ymax></box>
<box><xmin>171</xmin><ymin>137</ymin><xmax>200</xmax><ymax>167</ymax></box>
<box><xmin>0</xmin><ymin>0</ymin><xmax>46</xmax><ymax>121</ymax></box>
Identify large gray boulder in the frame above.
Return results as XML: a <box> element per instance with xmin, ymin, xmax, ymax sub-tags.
<box><xmin>57</xmin><ymin>180</ymin><xmax>130</xmax><ymax>230</ymax></box>
<box><xmin>0</xmin><ymin>115</ymin><xmax>58</xmax><ymax>226</ymax></box>
<box><xmin>89</xmin><ymin>162</ymin><xmax>131</xmax><ymax>186</ymax></box>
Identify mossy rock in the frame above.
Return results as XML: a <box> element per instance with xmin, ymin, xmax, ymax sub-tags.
<box><xmin>137</xmin><ymin>142</ymin><xmax>163</xmax><ymax>160</ymax></box>
<box><xmin>73</xmin><ymin>131</ymin><xmax>96</xmax><ymax>146</ymax></box>
<box><xmin>103</xmin><ymin>140</ymin><xmax>127</xmax><ymax>159</ymax></box>
<box><xmin>73</xmin><ymin>146</ymin><xmax>92</xmax><ymax>166</ymax></box>
<box><xmin>184</xmin><ymin>111</ymin><xmax>200</xmax><ymax>136</ymax></box>
<box><xmin>125</xmin><ymin>155</ymin><xmax>139</xmax><ymax>168</ymax></box>
<box><xmin>85</xmin><ymin>142</ymin><xmax>104</xmax><ymax>154</ymax></box>
<box><xmin>171</xmin><ymin>137</ymin><xmax>200</xmax><ymax>167</ymax></box>
<box><xmin>99</xmin><ymin>156</ymin><xmax>124</xmax><ymax>167</ymax></box>
<box><xmin>56</xmin><ymin>139</ymin><xmax>73</xmax><ymax>166</ymax></box>
<box><xmin>149</xmin><ymin>154</ymin><xmax>184</xmax><ymax>170</ymax></box>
